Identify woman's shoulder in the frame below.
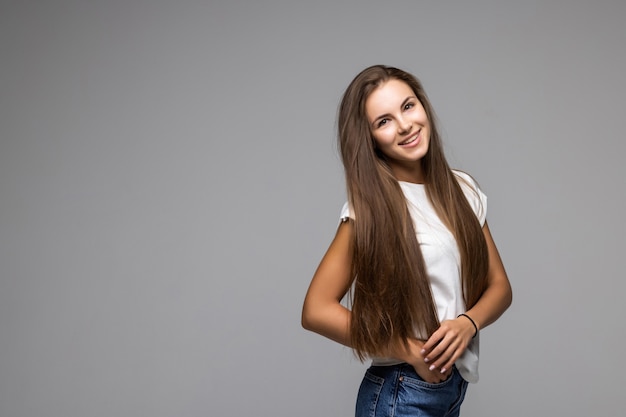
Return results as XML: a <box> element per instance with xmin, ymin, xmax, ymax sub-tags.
<box><xmin>452</xmin><ymin>169</ymin><xmax>479</xmax><ymax>188</ymax></box>
<box><xmin>339</xmin><ymin>201</ymin><xmax>353</xmax><ymax>223</ymax></box>
<box><xmin>451</xmin><ymin>169</ymin><xmax>487</xmax><ymax>225</ymax></box>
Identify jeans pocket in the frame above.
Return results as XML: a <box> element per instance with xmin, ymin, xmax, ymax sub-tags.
<box><xmin>355</xmin><ymin>370</ymin><xmax>385</xmax><ymax>417</ymax></box>
<box><xmin>401</xmin><ymin>371</ymin><xmax>456</xmax><ymax>391</ymax></box>
<box><xmin>396</xmin><ymin>368</ymin><xmax>468</xmax><ymax>417</ymax></box>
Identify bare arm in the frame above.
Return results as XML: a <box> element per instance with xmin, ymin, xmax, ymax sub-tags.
<box><xmin>302</xmin><ymin>220</ymin><xmax>455</xmax><ymax>383</ymax></box>
<box><xmin>301</xmin><ymin>220</ymin><xmax>354</xmax><ymax>347</ymax></box>
<box><xmin>421</xmin><ymin>221</ymin><xmax>513</xmax><ymax>372</ymax></box>
<box><xmin>463</xmin><ymin>221</ymin><xmax>513</xmax><ymax>329</ymax></box>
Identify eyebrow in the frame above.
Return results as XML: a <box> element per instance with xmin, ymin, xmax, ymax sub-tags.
<box><xmin>371</xmin><ymin>96</ymin><xmax>417</xmax><ymax>126</ymax></box>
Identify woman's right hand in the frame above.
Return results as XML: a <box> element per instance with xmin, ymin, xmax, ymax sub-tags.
<box><xmin>301</xmin><ymin>222</ymin><xmax>451</xmax><ymax>384</ymax></box>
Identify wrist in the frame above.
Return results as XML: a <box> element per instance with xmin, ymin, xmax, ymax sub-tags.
<box><xmin>457</xmin><ymin>313</ymin><xmax>478</xmax><ymax>338</ymax></box>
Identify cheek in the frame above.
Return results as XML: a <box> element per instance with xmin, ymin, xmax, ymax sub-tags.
<box><xmin>372</xmin><ymin>130</ymin><xmax>395</xmax><ymax>148</ymax></box>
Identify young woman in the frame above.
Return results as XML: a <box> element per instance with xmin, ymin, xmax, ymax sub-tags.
<box><xmin>302</xmin><ymin>65</ymin><xmax>512</xmax><ymax>417</ymax></box>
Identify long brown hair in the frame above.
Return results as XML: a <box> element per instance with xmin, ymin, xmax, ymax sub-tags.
<box><xmin>338</xmin><ymin>65</ymin><xmax>489</xmax><ymax>360</ymax></box>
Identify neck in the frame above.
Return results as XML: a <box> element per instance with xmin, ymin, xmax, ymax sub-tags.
<box><xmin>389</xmin><ymin>161</ymin><xmax>425</xmax><ymax>184</ymax></box>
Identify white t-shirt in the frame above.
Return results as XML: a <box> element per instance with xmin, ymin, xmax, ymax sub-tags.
<box><xmin>340</xmin><ymin>170</ymin><xmax>487</xmax><ymax>383</ymax></box>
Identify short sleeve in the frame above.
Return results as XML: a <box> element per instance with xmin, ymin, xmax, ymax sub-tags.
<box><xmin>453</xmin><ymin>170</ymin><xmax>487</xmax><ymax>226</ymax></box>
<box><xmin>339</xmin><ymin>202</ymin><xmax>353</xmax><ymax>224</ymax></box>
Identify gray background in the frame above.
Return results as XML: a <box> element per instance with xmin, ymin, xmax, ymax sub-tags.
<box><xmin>1</xmin><ymin>1</ymin><xmax>624</xmax><ymax>416</ymax></box>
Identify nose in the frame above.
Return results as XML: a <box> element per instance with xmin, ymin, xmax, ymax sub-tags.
<box><xmin>398</xmin><ymin>117</ymin><xmax>412</xmax><ymax>134</ymax></box>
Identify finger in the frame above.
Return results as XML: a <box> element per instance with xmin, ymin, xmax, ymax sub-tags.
<box><xmin>436</xmin><ymin>345</ymin><xmax>464</xmax><ymax>373</ymax></box>
<box><xmin>422</xmin><ymin>320</ymin><xmax>459</xmax><ymax>355</ymax></box>
<box><xmin>432</xmin><ymin>367</ymin><xmax>452</xmax><ymax>383</ymax></box>
<box><xmin>439</xmin><ymin>366</ymin><xmax>453</xmax><ymax>379</ymax></box>
<box><xmin>424</xmin><ymin>333</ymin><xmax>454</xmax><ymax>363</ymax></box>
<box><xmin>421</xmin><ymin>327</ymin><xmax>448</xmax><ymax>356</ymax></box>
<box><xmin>428</xmin><ymin>338</ymin><xmax>460</xmax><ymax>369</ymax></box>
<box><xmin>438</xmin><ymin>354</ymin><xmax>458</xmax><ymax>374</ymax></box>
<box><xmin>426</xmin><ymin>330</ymin><xmax>471</xmax><ymax>366</ymax></box>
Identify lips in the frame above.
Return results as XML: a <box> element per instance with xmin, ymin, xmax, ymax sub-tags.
<box><xmin>399</xmin><ymin>130</ymin><xmax>421</xmax><ymax>146</ymax></box>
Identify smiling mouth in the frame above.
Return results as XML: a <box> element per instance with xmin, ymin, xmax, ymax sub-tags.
<box><xmin>399</xmin><ymin>130</ymin><xmax>420</xmax><ymax>146</ymax></box>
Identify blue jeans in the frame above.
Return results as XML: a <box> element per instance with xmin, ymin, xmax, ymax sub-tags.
<box><xmin>356</xmin><ymin>364</ymin><xmax>468</xmax><ymax>417</ymax></box>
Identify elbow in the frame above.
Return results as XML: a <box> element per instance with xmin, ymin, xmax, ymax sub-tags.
<box><xmin>301</xmin><ymin>302</ymin><xmax>315</xmax><ymax>331</ymax></box>
<box><xmin>301</xmin><ymin>311</ymin><xmax>311</xmax><ymax>331</ymax></box>
<box><xmin>506</xmin><ymin>285</ymin><xmax>513</xmax><ymax>309</ymax></box>
<box><xmin>502</xmin><ymin>281</ymin><xmax>513</xmax><ymax>311</ymax></box>
<box><xmin>301</xmin><ymin>299</ymin><xmax>328</xmax><ymax>333</ymax></box>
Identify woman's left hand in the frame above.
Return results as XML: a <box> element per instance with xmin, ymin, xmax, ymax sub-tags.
<box><xmin>421</xmin><ymin>222</ymin><xmax>513</xmax><ymax>374</ymax></box>
<box><xmin>419</xmin><ymin>317</ymin><xmax>476</xmax><ymax>373</ymax></box>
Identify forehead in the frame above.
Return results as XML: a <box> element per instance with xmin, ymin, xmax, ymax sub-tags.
<box><xmin>365</xmin><ymin>79</ymin><xmax>415</xmax><ymax>118</ymax></box>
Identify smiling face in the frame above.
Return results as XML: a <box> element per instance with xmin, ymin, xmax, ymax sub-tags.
<box><xmin>365</xmin><ymin>79</ymin><xmax>431</xmax><ymax>183</ymax></box>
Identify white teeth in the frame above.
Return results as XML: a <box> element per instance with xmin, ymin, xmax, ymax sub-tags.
<box><xmin>400</xmin><ymin>129</ymin><xmax>422</xmax><ymax>145</ymax></box>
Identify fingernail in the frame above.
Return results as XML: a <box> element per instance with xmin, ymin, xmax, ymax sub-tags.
<box><xmin>420</xmin><ymin>349</ymin><xmax>426</xmax><ymax>354</ymax></box>
<box><xmin>440</xmin><ymin>368</ymin><xmax>447</xmax><ymax>373</ymax></box>
<box><xmin>429</xmin><ymin>365</ymin><xmax>435</xmax><ymax>371</ymax></box>
<box><xmin>424</xmin><ymin>357</ymin><xmax>429</xmax><ymax>363</ymax></box>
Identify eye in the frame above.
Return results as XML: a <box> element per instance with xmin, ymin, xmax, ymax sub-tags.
<box><xmin>376</xmin><ymin>118</ymin><xmax>389</xmax><ymax>128</ymax></box>
<box><xmin>404</xmin><ymin>102</ymin><xmax>415</xmax><ymax>111</ymax></box>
